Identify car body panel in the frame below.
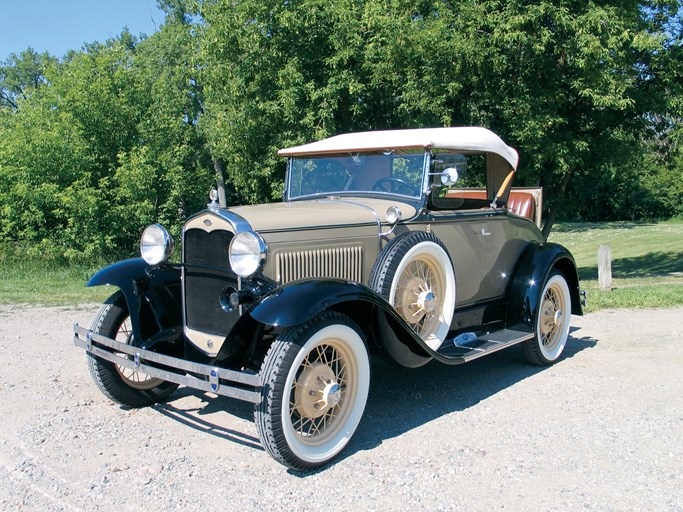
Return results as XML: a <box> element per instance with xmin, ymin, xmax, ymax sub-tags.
<box><xmin>229</xmin><ymin>197</ymin><xmax>418</xmax><ymax>232</ymax></box>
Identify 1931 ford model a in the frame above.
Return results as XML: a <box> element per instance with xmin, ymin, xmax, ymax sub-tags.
<box><xmin>74</xmin><ymin>127</ymin><xmax>583</xmax><ymax>470</ymax></box>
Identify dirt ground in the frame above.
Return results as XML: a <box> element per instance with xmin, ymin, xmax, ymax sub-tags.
<box><xmin>0</xmin><ymin>304</ymin><xmax>681</xmax><ymax>511</ymax></box>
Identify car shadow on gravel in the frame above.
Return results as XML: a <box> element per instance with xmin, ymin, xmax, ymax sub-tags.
<box><xmin>324</xmin><ymin>330</ymin><xmax>597</xmax><ymax>474</ymax></box>
<box><xmin>148</xmin><ymin>330</ymin><xmax>597</xmax><ymax>473</ymax></box>
<box><xmin>152</xmin><ymin>390</ymin><xmax>263</xmax><ymax>452</ymax></box>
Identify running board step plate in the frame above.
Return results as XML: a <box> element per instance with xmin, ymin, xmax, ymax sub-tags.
<box><xmin>438</xmin><ymin>329</ymin><xmax>534</xmax><ymax>363</ymax></box>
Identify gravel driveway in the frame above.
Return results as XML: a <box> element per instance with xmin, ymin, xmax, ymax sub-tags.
<box><xmin>0</xmin><ymin>304</ymin><xmax>681</xmax><ymax>511</ymax></box>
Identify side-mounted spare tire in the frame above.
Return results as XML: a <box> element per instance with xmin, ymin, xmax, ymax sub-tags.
<box><xmin>369</xmin><ymin>231</ymin><xmax>456</xmax><ymax>351</ymax></box>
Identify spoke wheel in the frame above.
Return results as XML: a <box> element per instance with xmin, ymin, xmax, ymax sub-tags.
<box><xmin>87</xmin><ymin>291</ymin><xmax>178</xmax><ymax>407</ymax></box>
<box><xmin>369</xmin><ymin>231</ymin><xmax>455</xmax><ymax>350</ymax></box>
<box><xmin>110</xmin><ymin>316</ymin><xmax>164</xmax><ymax>390</ymax></box>
<box><xmin>524</xmin><ymin>271</ymin><xmax>572</xmax><ymax>365</ymax></box>
<box><xmin>256</xmin><ymin>312</ymin><xmax>369</xmax><ymax>470</ymax></box>
<box><xmin>289</xmin><ymin>339</ymin><xmax>356</xmax><ymax>444</ymax></box>
<box><xmin>392</xmin><ymin>254</ymin><xmax>445</xmax><ymax>340</ymax></box>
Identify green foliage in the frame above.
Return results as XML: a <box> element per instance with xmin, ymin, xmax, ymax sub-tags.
<box><xmin>0</xmin><ymin>48</ymin><xmax>56</xmax><ymax>109</ymax></box>
<box><xmin>0</xmin><ymin>0</ymin><xmax>682</xmax><ymax>260</ymax></box>
<box><xmin>0</xmin><ymin>20</ymin><xmax>213</xmax><ymax>261</ymax></box>
<box><xmin>198</xmin><ymin>0</ymin><xmax>683</xmax><ymax>224</ymax></box>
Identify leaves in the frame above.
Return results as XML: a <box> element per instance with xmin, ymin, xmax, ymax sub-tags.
<box><xmin>0</xmin><ymin>0</ymin><xmax>681</xmax><ymax>260</ymax></box>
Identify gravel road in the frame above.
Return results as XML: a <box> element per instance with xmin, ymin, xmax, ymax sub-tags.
<box><xmin>0</xmin><ymin>304</ymin><xmax>681</xmax><ymax>511</ymax></box>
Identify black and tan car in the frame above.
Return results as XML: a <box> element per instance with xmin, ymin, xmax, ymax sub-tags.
<box><xmin>74</xmin><ymin>127</ymin><xmax>583</xmax><ymax>470</ymax></box>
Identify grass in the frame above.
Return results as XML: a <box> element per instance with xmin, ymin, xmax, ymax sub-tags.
<box><xmin>548</xmin><ymin>219</ymin><xmax>683</xmax><ymax>312</ymax></box>
<box><xmin>0</xmin><ymin>256</ymin><xmax>111</xmax><ymax>306</ymax></box>
<box><xmin>0</xmin><ymin>219</ymin><xmax>681</xmax><ymax>310</ymax></box>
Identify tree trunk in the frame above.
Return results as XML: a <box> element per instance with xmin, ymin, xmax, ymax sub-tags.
<box><xmin>213</xmin><ymin>158</ymin><xmax>228</xmax><ymax>208</ymax></box>
<box><xmin>541</xmin><ymin>168</ymin><xmax>574</xmax><ymax>240</ymax></box>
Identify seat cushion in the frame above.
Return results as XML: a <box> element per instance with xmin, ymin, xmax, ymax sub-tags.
<box><xmin>507</xmin><ymin>191</ymin><xmax>535</xmax><ymax>220</ymax></box>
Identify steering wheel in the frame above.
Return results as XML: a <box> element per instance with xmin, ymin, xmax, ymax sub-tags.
<box><xmin>371</xmin><ymin>177</ymin><xmax>419</xmax><ymax>196</ymax></box>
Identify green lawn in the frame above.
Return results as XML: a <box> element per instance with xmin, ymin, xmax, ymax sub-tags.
<box><xmin>548</xmin><ymin>220</ymin><xmax>683</xmax><ymax>312</ymax></box>
<box><xmin>1</xmin><ymin>219</ymin><xmax>681</xmax><ymax>310</ymax></box>
<box><xmin>0</xmin><ymin>256</ymin><xmax>111</xmax><ymax>305</ymax></box>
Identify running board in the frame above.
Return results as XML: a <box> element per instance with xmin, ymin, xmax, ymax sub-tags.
<box><xmin>438</xmin><ymin>329</ymin><xmax>534</xmax><ymax>363</ymax></box>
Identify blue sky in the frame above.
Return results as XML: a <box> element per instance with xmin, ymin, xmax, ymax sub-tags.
<box><xmin>1</xmin><ymin>0</ymin><xmax>166</xmax><ymax>61</ymax></box>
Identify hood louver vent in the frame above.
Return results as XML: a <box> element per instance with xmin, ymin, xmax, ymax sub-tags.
<box><xmin>276</xmin><ymin>246</ymin><xmax>363</xmax><ymax>285</ymax></box>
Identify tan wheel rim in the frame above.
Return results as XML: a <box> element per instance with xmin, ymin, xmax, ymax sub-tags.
<box><xmin>114</xmin><ymin>317</ymin><xmax>164</xmax><ymax>390</ymax></box>
<box><xmin>289</xmin><ymin>339</ymin><xmax>358</xmax><ymax>445</ymax></box>
<box><xmin>393</xmin><ymin>255</ymin><xmax>444</xmax><ymax>340</ymax></box>
<box><xmin>539</xmin><ymin>282</ymin><xmax>567</xmax><ymax>352</ymax></box>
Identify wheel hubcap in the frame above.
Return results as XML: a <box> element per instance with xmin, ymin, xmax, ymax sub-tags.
<box><xmin>418</xmin><ymin>291</ymin><xmax>437</xmax><ymax>313</ymax></box>
<box><xmin>322</xmin><ymin>382</ymin><xmax>342</xmax><ymax>408</ymax></box>
<box><xmin>294</xmin><ymin>362</ymin><xmax>338</xmax><ymax>419</ymax></box>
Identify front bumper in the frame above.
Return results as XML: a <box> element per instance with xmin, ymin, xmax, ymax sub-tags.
<box><xmin>73</xmin><ymin>324</ymin><xmax>262</xmax><ymax>404</ymax></box>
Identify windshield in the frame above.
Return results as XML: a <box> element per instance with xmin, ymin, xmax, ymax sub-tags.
<box><xmin>286</xmin><ymin>150</ymin><xmax>426</xmax><ymax>201</ymax></box>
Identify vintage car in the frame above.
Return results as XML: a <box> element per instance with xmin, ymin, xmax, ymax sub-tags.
<box><xmin>74</xmin><ymin>127</ymin><xmax>583</xmax><ymax>470</ymax></box>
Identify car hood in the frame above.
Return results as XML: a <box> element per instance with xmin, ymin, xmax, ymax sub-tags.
<box><xmin>228</xmin><ymin>197</ymin><xmax>417</xmax><ymax>232</ymax></box>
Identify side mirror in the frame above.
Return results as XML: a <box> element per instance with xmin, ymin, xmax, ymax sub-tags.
<box><xmin>432</xmin><ymin>153</ymin><xmax>467</xmax><ymax>187</ymax></box>
<box><xmin>440</xmin><ymin>167</ymin><xmax>459</xmax><ymax>187</ymax></box>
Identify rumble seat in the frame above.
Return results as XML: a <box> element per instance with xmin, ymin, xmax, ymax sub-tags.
<box><xmin>507</xmin><ymin>191</ymin><xmax>535</xmax><ymax>220</ymax></box>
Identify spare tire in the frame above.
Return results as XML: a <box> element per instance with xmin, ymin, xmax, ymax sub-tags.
<box><xmin>369</xmin><ymin>232</ymin><xmax>456</xmax><ymax>350</ymax></box>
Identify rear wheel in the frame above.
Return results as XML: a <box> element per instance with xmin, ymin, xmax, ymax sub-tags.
<box><xmin>523</xmin><ymin>271</ymin><xmax>572</xmax><ymax>365</ymax></box>
<box><xmin>255</xmin><ymin>312</ymin><xmax>370</xmax><ymax>470</ymax></box>
<box><xmin>87</xmin><ymin>291</ymin><xmax>178</xmax><ymax>407</ymax></box>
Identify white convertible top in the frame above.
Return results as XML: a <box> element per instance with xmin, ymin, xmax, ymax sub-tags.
<box><xmin>278</xmin><ymin>126</ymin><xmax>519</xmax><ymax>169</ymax></box>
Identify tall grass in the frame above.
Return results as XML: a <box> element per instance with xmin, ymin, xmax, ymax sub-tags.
<box><xmin>0</xmin><ymin>251</ymin><xmax>111</xmax><ymax>305</ymax></box>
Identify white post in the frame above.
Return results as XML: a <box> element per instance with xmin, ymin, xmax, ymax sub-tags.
<box><xmin>598</xmin><ymin>244</ymin><xmax>612</xmax><ymax>292</ymax></box>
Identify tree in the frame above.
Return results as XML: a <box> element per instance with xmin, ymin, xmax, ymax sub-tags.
<box><xmin>0</xmin><ymin>48</ymin><xmax>56</xmax><ymax>110</ymax></box>
<box><xmin>198</xmin><ymin>0</ymin><xmax>682</xmax><ymax>234</ymax></box>
<box><xmin>0</xmin><ymin>21</ymin><xmax>213</xmax><ymax>260</ymax></box>
<box><xmin>1</xmin><ymin>0</ymin><xmax>681</xmax><ymax>261</ymax></box>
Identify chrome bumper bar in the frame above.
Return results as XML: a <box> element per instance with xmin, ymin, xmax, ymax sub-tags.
<box><xmin>73</xmin><ymin>324</ymin><xmax>261</xmax><ymax>404</ymax></box>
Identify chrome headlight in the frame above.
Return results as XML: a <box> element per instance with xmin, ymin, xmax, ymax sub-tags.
<box><xmin>140</xmin><ymin>224</ymin><xmax>174</xmax><ymax>265</ymax></box>
<box><xmin>385</xmin><ymin>205</ymin><xmax>402</xmax><ymax>225</ymax></box>
<box><xmin>229</xmin><ymin>231</ymin><xmax>267</xmax><ymax>277</ymax></box>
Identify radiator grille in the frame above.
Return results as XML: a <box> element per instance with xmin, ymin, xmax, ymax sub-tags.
<box><xmin>276</xmin><ymin>246</ymin><xmax>363</xmax><ymax>285</ymax></box>
<box><xmin>183</xmin><ymin>228</ymin><xmax>237</xmax><ymax>335</ymax></box>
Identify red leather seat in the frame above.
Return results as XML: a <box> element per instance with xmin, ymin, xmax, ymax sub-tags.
<box><xmin>507</xmin><ymin>191</ymin><xmax>535</xmax><ymax>220</ymax></box>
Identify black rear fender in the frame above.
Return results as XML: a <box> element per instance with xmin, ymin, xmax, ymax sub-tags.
<box><xmin>506</xmin><ymin>242</ymin><xmax>583</xmax><ymax>332</ymax></box>
<box><xmin>247</xmin><ymin>280</ymin><xmax>433</xmax><ymax>368</ymax></box>
<box><xmin>87</xmin><ymin>258</ymin><xmax>182</xmax><ymax>343</ymax></box>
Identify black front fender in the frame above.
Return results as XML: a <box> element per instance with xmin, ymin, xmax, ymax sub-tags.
<box><xmin>87</xmin><ymin>258</ymin><xmax>182</xmax><ymax>344</ymax></box>
<box><xmin>506</xmin><ymin>242</ymin><xmax>583</xmax><ymax>332</ymax></box>
<box><xmin>248</xmin><ymin>279</ymin><xmax>384</xmax><ymax>327</ymax></box>
<box><xmin>248</xmin><ymin>280</ymin><xmax>433</xmax><ymax>368</ymax></box>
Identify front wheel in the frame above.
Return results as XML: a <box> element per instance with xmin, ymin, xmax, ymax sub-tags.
<box><xmin>255</xmin><ymin>312</ymin><xmax>370</xmax><ymax>470</ymax></box>
<box><xmin>523</xmin><ymin>271</ymin><xmax>572</xmax><ymax>366</ymax></box>
<box><xmin>87</xmin><ymin>291</ymin><xmax>178</xmax><ymax>407</ymax></box>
